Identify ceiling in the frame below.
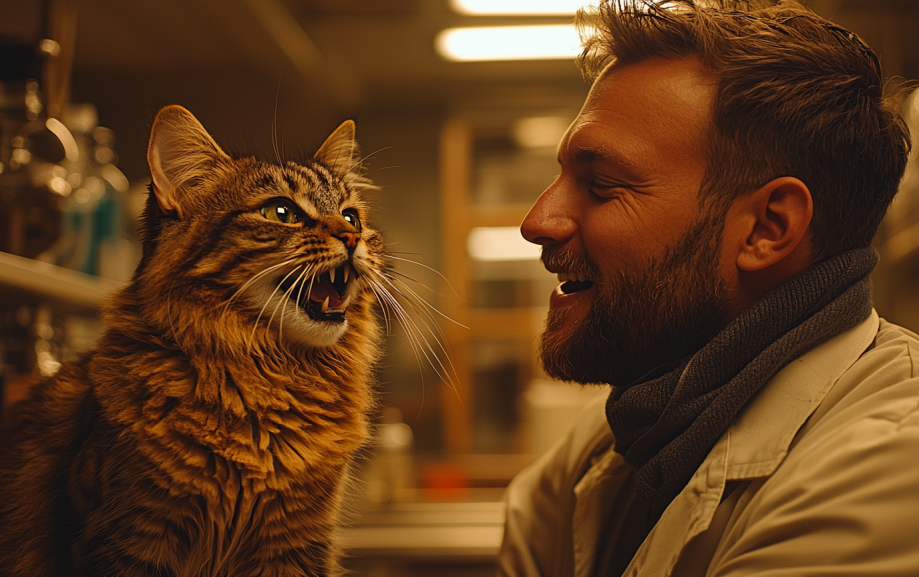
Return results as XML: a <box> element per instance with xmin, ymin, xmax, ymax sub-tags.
<box><xmin>64</xmin><ymin>0</ymin><xmax>592</xmax><ymax>182</ymax></box>
<box><xmin>2</xmin><ymin>0</ymin><xmax>919</xmax><ymax>188</ymax></box>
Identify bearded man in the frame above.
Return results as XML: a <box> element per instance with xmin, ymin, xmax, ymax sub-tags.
<box><xmin>498</xmin><ymin>1</ymin><xmax>919</xmax><ymax>576</ymax></box>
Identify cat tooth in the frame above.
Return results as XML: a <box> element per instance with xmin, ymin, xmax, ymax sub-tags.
<box><xmin>557</xmin><ymin>272</ymin><xmax>568</xmax><ymax>283</ymax></box>
<box><xmin>343</xmin><ymin>263</ymin><xmax>350</xmax><ymax>283</ymax></box>
<box><xmin>321</xmin><ymin>296</ymin><xmax>330</xmax><ymax>312</ymax></box>
<box><xmin>329</xmin><ymin>267</ymin><xmax>336</xmax><ymax>284</ymax></box>
<box><xmin>341</xmin><ymin>295</ymin><xmax>351</xmax><ymax>310</ymax></box>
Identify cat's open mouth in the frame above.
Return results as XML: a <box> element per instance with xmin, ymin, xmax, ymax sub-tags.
<box><xmin>279</xmin><ymin>263</ymin><xmax>353</xmax><ymax>323</ymax></box>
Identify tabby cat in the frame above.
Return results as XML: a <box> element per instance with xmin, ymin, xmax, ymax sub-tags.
<box><xmin>0</xmin><ymin>105</ymin><xmax>387</xmax><ymax>576</ymax></box>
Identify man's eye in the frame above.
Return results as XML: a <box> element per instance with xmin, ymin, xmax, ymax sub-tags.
<box><xmin>588</xmin><ymin>180</ymin><xmax>626</xmax><ymax>198</ymax></box>
<box><xmin>260</xmin><ymin>199</ymin><xmax>301</xmax><ymax>224</ymax></box>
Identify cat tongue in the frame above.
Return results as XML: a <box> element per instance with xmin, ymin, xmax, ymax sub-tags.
<box><xmin>309</xmin><ymin>276</ymin><xmax>345</xmax><ymax>308</ymax></box>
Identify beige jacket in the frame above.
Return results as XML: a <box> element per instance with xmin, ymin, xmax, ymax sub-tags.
<box><xmin>499</xmin><ymin>312</ymin><xmax>919</xmax><ymax>577</ymax></box>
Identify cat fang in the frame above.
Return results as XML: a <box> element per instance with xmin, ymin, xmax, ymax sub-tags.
<box><xmin>247</xmin><ymin>243</ymin><xmax>370</xmax><ymax>347</ymax></box>
<box><xmin>283</xmin><ymin>263</ymin><xmax>354</xmax><ymax>321</ymax></box>
<box><xmin>263</xmin><ymin>258</ymin><xmax>365</xmax><ymax>347</ymax></box>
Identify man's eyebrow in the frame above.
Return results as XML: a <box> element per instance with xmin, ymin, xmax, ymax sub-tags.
<box><xmin>571</xmin><ymin>144</ymin><xmax>644</xmax><ymax>179</ymax></box>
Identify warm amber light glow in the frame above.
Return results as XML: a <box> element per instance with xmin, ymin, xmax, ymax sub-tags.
<box><xmin>468</xmin><ymin>227</ymin><xmax>540</xmax><ymax>261</ymax></box>
<box><xmin>513</xmin><ymin>116</ymin><xmax>570</xmax><ymax>149</ymax></box>
<box><xmin>450</xmin><ymin>0</ymin><xmax>589</xmax><ymax>15</ymax></box>
<box><xmin>436</xmin><ymin>25</ymin><xmax>581</xmax><ymax>61</ymax></box>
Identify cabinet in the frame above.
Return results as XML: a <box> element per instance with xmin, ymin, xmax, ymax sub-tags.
<box><xmin>437</xmin><ymin>114</ymin><xmax>602</xmax><ymax>456</ymax></box>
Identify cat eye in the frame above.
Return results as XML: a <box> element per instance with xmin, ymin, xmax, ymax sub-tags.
<box><xmin>342</xmin><ymin>208</ymin><xmax>361</xmax><ymax>231</ymax></box>
<box><xmin>260</xmin><ymin>199</ymin><xmax>301</xmax><ymax>225</ymax></box>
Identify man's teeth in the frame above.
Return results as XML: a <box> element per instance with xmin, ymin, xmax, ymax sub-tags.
<box><xmin>557</xmin><ymin>272</ymin><xmax>591</xmax><ymax>283</ymax></box>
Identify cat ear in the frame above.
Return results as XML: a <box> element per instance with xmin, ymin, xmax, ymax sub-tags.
<box><xmin>147</xmin><ymin>105</ymin><xmax>230</xmax><ymax>219</ymax></box>
<box><xmin>314</xmin><ymin>119</ymin><xmax>357</xmax><ymax>177</ymax></box>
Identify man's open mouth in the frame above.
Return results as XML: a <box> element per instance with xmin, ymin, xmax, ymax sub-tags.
<box><xmin>279</xmin><ymin>263</ymin><xmax>353</xmax><ymax>323</ymax></box>
<box><xmin>557</xmin><ymin>272</ymin><xmax>595</xmax><ymax>295</ymax></box>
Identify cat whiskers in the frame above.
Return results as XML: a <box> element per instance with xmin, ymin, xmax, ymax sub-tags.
<box><xmin>384</xmin><ymin>267</ymin><xmax>461</xmax><ymax>328</ymax></box>
<box><xmin>275</xmin><ymin>264</ymin><xmax>314</xmax><ymax>346</ymax></box>
<box><xmin>366</xmin><ymin>268</ymin><xmax>461</xmax><ymax>389</ymax></box>
<box><xmin>386</xmin><ymin>254</ymin><xmax>464</xmax><ymax>302</ymax></box>
<box><xmin>272</xmin><ymin>73</ymin><xmax>284</xmax><ymax>165</ymax></box>
<box><xmin>247</xmin><ymin>263</ymin><xmax>304</xmax><ymax>352</ymax></box>
<box><xmin>367</xmin><ymin>274</ymin><xmax>450</xmax><ymax>418</ymax></box>
<box><xmin>381</xmin><ymin>253</ymin><xmax>466</xmax><ymax>339</ymax></box>
<box><xmin>296</xmin><ymin>266</ymin><xmax>317</xmax><ymax>320</ymax></box>
<box><xmin>382</xmin><ymin>254</ymin><xmax>466</xmax><ymax>389</ymax></box>
<box><xmin>220</xmin><ymin>259</ymin><xmax>295</xmax><ymax>323</ymax></box>
<box><xmin>367</xmin><ymin>277</ymin><xmax>435</xmax><ymax>377</ymax></box>
<box><xmin>387</xmin><ymin>276</ymin><xmax>458</xmax><ymax>384</ymax></box>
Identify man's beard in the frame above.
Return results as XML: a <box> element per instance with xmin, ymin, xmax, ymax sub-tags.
<box><xmin>538</xmin><ymin>212</ymin><xmax>732</xmax><ymax>388</ymax></box>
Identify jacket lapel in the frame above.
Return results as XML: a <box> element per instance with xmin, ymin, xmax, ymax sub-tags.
<box><xmin>623</xmin><ymin>312</ymin><xmax>879</xmax><ymax>577</ymax></box>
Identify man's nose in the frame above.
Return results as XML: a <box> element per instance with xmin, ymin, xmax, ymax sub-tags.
<box><xmin>520</xmin><ymin>180</ymin><xmax>577</xmax><ymax>247</ymax></box>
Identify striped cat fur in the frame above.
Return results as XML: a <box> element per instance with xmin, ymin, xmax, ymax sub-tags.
<box><xmin>0</xmin><ymin>106</ymin><xmax>388</xmax><ymax>576</ymax></box>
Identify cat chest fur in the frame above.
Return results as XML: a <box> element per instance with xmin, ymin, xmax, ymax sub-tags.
<box><xmin>94</xmin><ymin>341</ymin><xmax>372</xmax><ymax>481</ymax></box>
<box><xmin>83</xmin><ymin>343</ymin><xmax>373</xmax><ymax>573</ymax></box>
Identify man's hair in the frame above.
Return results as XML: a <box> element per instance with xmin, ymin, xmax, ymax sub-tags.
<box><xmin>576</xmin><ymin>0</ymin><xmax>911</xmax><ymax>262</ymax></box>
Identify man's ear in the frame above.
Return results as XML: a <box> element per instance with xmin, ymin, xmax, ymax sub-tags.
<box><xmin>147</xmin><ymin>105</ymin><xmax>230</xmax><ymax>219</ymax></box>
<box><xmin>732</xmin><ymin>176</ymin><xmax>813</xmax><ymax>272</ymax></box>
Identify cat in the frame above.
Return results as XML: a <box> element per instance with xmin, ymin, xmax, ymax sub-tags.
<box><xmin>0</xmin><ymin>105</ymin><xmax>390</xmax><ymax>576</ymax></box>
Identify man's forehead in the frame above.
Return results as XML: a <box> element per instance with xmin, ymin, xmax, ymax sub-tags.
<box><xmin>589</xmin><ymin>57</ymin><xmax>716</xmax><ymax>113</ymax></box>
<box><xmin>567</xmin><ymin>59</ymin><xmax>714</xmax><ymax>155</ymax></box>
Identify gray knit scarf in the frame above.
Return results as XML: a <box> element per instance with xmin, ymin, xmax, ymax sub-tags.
<box><xmin>606</xmin><ymin>247</ymin><xmax>877</xmax><ymax>507</ymax></box>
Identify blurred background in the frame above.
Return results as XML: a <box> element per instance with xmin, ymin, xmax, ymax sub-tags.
<box><xmin>2</xmin><ymin>0</ymin><xmax>919</xmax><ymax>574</ymax></box>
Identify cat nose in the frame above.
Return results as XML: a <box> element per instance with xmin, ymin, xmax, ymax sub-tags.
<box><xmin>334</xmin><ymin>231</ymin><xmax>361</xmax><ymax>250</ymax></box>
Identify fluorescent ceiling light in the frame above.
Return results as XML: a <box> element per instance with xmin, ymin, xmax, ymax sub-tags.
<box><xmin>468</xmin><ymin>227</ymin><xmax>541</xmax><ymax>261</ymax></box>
<box><xmin>450</xmin><ymin>0</ymin><xmax>588</xmax><ymax>15</ymax></box>
<box><xmin>437</xmin><ymin>25</ymin><xmax>581</xmax><ymax>61</ymax></box>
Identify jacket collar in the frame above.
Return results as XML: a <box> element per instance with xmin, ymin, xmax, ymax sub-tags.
<box><xmin>723</xmin><ymin>310</ymin><xmax>879</xmax><ymax>480</ymax></box>
<box><xmin>625</xmin><ymin>310</ymin><xmax>879</xmax><ymax>577</ymax></box>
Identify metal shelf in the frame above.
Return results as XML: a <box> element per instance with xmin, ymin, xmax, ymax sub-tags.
<box><xmin>340</xmin><ymin>501</ymin><xmax>504</xmax><ymax>559</ymax></box>
<box><xmin>0</xmin><ymin>251</ymin><xmax>123</xmax><ymax>310</ymax></box>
